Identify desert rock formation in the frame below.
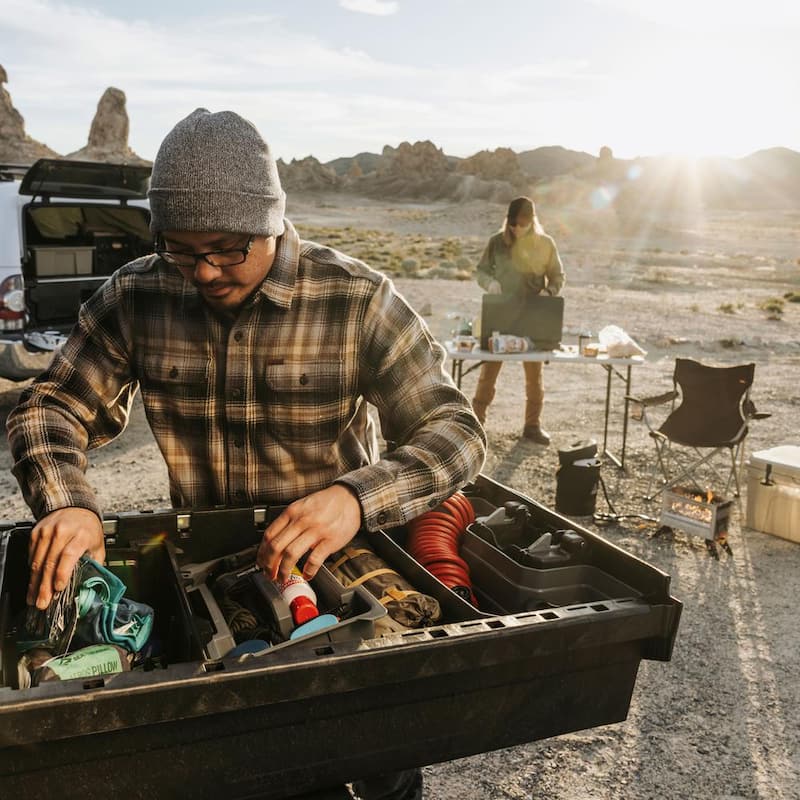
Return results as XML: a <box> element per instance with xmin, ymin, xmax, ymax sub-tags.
<box><xmin>277</xmin><ymin>155</ymin><xmax>340</xmax><ymax>192</ymax></box>
<box><xmin>348</xmin><ymin>140</ymin><xmax>521</xmax><ymax>203</ymax></box>
<box><xmin>65</xmin><ymin>87</ymin><xmax>150</xmax><ymax>165</ymax></box>
<box><xmin>0</xmin><ymin>65</ymin><xmax>59</xmax><ymax>164</ymax></box>
<box><xmin>457</xmin><ymin>147</ymin><xmax>524</xmax><ymax>185</ymax></box>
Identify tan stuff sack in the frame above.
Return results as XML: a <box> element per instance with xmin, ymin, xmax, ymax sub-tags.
<box><xmin>327</xmin><ymin>535</ymin><xmax>442</xmax><ymax>632</ymax></box>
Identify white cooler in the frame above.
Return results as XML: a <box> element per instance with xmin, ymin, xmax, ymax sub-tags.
<box><xmin>745</xmin><ymin>445</ymin><xmax>800</xmax><ymax>544</ymax></box>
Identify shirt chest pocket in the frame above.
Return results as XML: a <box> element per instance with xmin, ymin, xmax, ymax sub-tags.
<box><xmin>138</xmin><ymin>354</ymin><xmax>212</xmax><ymax>427</ymax></box>
<box><xmin>263</xmin><ymin>360</ymin><xmax>349</xmax><ymax>443</ymax></box>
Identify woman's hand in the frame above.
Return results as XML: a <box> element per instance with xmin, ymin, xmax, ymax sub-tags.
<box><xmin>27</xmin><ymin>507</ymin><xmax>105</xmax><ymax>609</ymax></box>
<box><xmin>257</xmin><ymin>484</ymin><xmax>363</xmax><ymax>582</ymax></box>
<box><xmin>487</xmin><ymin>279</ymin><xmax>502</xmax><ymax>295</ymax></box>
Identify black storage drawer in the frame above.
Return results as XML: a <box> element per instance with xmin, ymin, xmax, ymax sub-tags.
<box><xmin>0</xmin><ymin>474</ymin><xmax>682</xmax><ymax>798</ymax></box>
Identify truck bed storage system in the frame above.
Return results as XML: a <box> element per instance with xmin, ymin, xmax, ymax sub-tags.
<box><xmin>0</xmin><ymin>475</ymin><xmax>682</xmax><ymax>799</ymax></box>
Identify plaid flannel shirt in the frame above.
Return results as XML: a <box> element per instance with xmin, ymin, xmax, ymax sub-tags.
<box><xmin>7</xmin><ymin>221</ymin><xmax>486</xmax><ymax>530</ymax></box>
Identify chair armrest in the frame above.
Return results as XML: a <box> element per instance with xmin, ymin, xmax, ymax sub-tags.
<box><xmin>626</xmin><ymin>389</ymin><xmax>678</xmax><ymax>407</ymax></box>
<box><xmin>743</xmin><ymin>398</ymin><xmax>771</xmax><ymax>420</ymax></box>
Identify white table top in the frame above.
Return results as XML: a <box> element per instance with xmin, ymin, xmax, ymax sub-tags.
<box><xmin>445</xmin><ymin>342</ymin><xmax>646</xmax><ymax>366</ymax></box>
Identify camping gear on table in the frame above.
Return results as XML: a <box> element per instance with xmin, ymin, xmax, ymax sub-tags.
<box><xmin>479</xmin><ymin>294</ymin><xmax>564</xmax><ymax>351</ymax></box>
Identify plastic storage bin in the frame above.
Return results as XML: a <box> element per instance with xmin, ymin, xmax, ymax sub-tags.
<box><xmin>745</xmin><ymin>445</ymin><xmax>800</xmax><ymax>544</ymax></box>
<box><xmin>29</xmin><ymin>246</ymin><xmax>94</xmax><ymax>277</ymax></box>
<box><xmin>0</xmin><ymin>474</ymin><xmax>682</xmax><ymax>799</ymax></box>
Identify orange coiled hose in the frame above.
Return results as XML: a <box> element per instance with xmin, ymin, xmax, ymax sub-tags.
<box><xmin>407</xmin><ymin>491</ymin><xmax>478</xmax><ymax>607</ymax></box>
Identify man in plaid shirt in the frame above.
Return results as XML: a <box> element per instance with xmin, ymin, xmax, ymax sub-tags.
<box><xmin>8</xmin><ymin>107</ymin><xmax>486</xmax><ymax>613</ymax></box>
<box><xmin>8</xmin><ymin>108</ymin><xmax>485</xmax><ymax>798</ymax></box>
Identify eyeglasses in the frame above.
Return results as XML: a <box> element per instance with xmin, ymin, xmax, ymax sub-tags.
<box><xmin>155</xmin><ymin>235</ymin><xmax>255</xmax><ymax>268</ymax></box>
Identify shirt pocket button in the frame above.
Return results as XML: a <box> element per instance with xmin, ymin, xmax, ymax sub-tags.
<box><xmin>377</xmin><ymin>512</ymin><xmax>388</xmax><ymax>526</ymax></box>
<box><xmin>299</xmin><ymin>374</ymin><xmax>309</xmax><ymax>386</ymax></box>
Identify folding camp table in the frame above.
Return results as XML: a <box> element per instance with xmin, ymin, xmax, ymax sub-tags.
<box><xmin>446</xmin><ymin>343</ymin><xmax>645</xmax><ymax>469</ymax></box>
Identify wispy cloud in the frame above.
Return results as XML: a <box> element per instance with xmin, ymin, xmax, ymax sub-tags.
<box><xmin>339</xmin><ymin>0</ymin><xmax>399</xmax><ymax>15</ymax></box>
<box><xmin>0</xmin><ymin>0</ymin><xmax>591</xmax><ymax>160</ymax></box>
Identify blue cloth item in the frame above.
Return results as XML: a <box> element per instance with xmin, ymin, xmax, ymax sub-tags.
<box><xmin>74</xmin><ymin>556</ymin><xmax>154</xmax><ymax>653</ymax></box>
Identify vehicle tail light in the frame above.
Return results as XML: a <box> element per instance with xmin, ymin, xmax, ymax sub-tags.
<box><xmin>0</xmin><ymin>274</ymin><xmax>25</xmax><ymax>330</ymax></box>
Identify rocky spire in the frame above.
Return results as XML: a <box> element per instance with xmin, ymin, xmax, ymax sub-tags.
<box><xmin>0</xmin><ymin>64</ymin><xmax>60</xmax><ymax>164</ymax></box>
<box><xmin>65</xmin><ymin>87</ymin><xmax>150</xmax><ymax>165</ymax></box>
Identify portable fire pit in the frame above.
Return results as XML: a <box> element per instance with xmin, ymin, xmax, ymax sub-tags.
<box><xmin>659</xmin><ymin>486</ymin><xmax>734</xmax><ymax>558</ymax></box>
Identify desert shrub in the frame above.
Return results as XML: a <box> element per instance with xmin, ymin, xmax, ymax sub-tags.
<box><xmin>718</xmin><ymin>303</ymin><xmax>737</xmax><ymax>314</ymax></box>
<box><xmin>690</xmin><ymin>303</ymin><xmax>700</xmax><ymax>313</ymax></box>
<box><xmin>783</xmin><ymin>291</ymin><xmax>800</xmax><ymax>303</ymax></box>
<box><xmin>401</xmin><ymin>257</ymin><xmax>420</xmax><ymax>274</ymax></box>
<box><xmin>439</xmin><ymin>238</ymin><xmax>462</xmax><ymax>259</ymax></box>
<box><xmin>438</xmin><ymin>260</ymin><xmax>456</xmax><ymax>271</ymax></box>
<box><xmin>759</xmin><ymin>297</ymin><xmax>784</xmax><ymax>319</ymax></box>
<box><xmin>455</xmin><ymin>256</ymin><xmax>472</xmax><ymax>270</ymax></box>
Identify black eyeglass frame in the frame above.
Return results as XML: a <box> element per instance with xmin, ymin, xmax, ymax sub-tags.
<box><xmin>154</xmin><ymin>235</ymin><xmax>255</xmax><ymax>268</ymax></box>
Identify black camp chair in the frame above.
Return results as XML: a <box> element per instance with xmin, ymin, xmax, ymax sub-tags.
<box><xmin>628</xmin><ymin>358</ymin><xmax>770</xmax><ymax>501</ymax></box>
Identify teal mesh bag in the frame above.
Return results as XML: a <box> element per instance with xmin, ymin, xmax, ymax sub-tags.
<box><xmin>21</xmin><ymin>556</ymin><xmax>154</xmax><ymax>654</ymax></box>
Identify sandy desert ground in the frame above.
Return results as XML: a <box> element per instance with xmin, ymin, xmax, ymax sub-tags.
<box><xmin>1</xmin><ymin>194</ymin><xmax>799</xmax><ymax>799</ymax></box>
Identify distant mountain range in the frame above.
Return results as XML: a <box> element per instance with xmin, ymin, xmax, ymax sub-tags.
<box><xmin>285</xmin><ymin>143</ymin><xmax>800</xmax><ymax>211</ymax></box>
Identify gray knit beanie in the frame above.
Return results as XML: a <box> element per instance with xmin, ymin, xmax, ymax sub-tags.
<box><xmin>148</xmin><ymin>108</ymin><xmax>286</xmax><ymax>237</ymax></box>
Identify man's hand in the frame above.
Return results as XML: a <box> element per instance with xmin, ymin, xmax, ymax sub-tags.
<box><xmin>487</xmin><ymin>279</ymin><xmax>502</xmax><ymax>295</ymax></box>
<box><xmin>27</xmin><ymin>507</ymin><xmax>105</xmax><ymax>610</ymax></box>
<box><xmin>257</xmin><ymin>484</ymin><xmax>362</xmax><ymax>583</ymax></box>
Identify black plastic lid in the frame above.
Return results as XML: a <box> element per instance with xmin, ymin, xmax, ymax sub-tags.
<box><xmin>19</xmin><ymin>159</ymin><xmax>151</xmax><ymax>200</ymax></box>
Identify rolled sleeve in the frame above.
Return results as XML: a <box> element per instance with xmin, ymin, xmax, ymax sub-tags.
<box><xmin>336</xmin><ymin>279</ymin><xmax>486</xmax><ymax>530</ymax></box>
<box><xmin>6</xmin><ymin>277</ymin><xmax>136</xmax><ymax>519</ymax></box>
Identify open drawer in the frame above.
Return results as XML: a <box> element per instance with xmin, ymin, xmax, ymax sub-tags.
<box><xmin>0</xmin><ymin>474</ymin><xmax>681</xmax><ymax>798</ymax></box>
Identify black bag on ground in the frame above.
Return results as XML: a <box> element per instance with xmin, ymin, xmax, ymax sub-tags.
<box><xmin>556</xmin><ymin>439</ymin><xmax>600</xmax><ymax>516</ymax></box>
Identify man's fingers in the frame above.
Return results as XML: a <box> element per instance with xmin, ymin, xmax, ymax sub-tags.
<box><xmin>28</xmin><ymin>524</ymin><xmax>56</xmax><ymax>608</ymax></box>
<box><xmin>274</xmin><ymin>529</ymin><xmax>320</xmax><ymax>583</ymax></box>
<box><xmin>53</xmin><ymin>540</ymin><xmax>90</xmax><ymax>593</ymax></box>
<box><xmin>35</xmin><ymin>555</ymin><xmax>60</xmax><ymax>610</ymax></box>
<box><xmin>25</xmin><ymin>508</ymin><xmax>105</xmax><ymax>609</ymax></box>
<box><xmin>26</xmin><ymin>563</ymin><xmax>42</xmax><ymax>606</ymax></box>
<box><xmin>301</xmin><ymin>543</ymin><xmax>331</xmax><ymax>581</ymax></box>
<box><xmin>264</xmin><ymin>521</ymin><xmax>316</xmax><ymax>580</ymax></box>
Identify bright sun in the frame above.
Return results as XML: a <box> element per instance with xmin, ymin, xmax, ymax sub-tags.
<box><xmin>608</xmin><ymin>35</ymin><xmax>785</xmax><ymax>159</ymax></box>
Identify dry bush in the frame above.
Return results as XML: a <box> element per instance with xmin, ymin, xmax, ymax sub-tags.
<box><xmin>758</xmin><ymin>297</ymin><xmax>785</xmax><ymax>320</ymax></box>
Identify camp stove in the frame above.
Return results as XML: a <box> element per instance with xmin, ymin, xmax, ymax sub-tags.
<box><xmin>660</xmin><ymin>486</ymin><xmax>734</xmax><ymax>557</ymax></box>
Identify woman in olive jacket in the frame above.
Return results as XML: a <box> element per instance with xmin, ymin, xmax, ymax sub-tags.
<box><xmin>473</xmin><ymin>196</ymin><xmax>565</xmax><ymax>444</ymax></box>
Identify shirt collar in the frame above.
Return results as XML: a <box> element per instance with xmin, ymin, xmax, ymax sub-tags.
<box><xmin>257</xmin><ymin>218</ymin><xmax>300</xmax><ymax>310</ymax></box>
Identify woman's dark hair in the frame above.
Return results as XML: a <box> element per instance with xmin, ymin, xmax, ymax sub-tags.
<box><xmin>502</xmin><ymin>195</ymin><xmax>543</xmax><ymax>245</ymax></box>
<box><xmin>507</xmin><ymin>196</ymin><xmax>535</xmax><ymax>225</ymax></box>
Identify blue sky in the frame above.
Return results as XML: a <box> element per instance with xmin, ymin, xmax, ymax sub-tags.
<box><xmin>1</xmin><ymin>0</ymin><xmax>798</xmax><ymax>162</ymax></box>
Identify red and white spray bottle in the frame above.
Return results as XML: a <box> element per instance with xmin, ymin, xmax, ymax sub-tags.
<box><xmin>276</xmin><ymin>567</ymin><xmax>320</xmax><ymax>626</ymax></box>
